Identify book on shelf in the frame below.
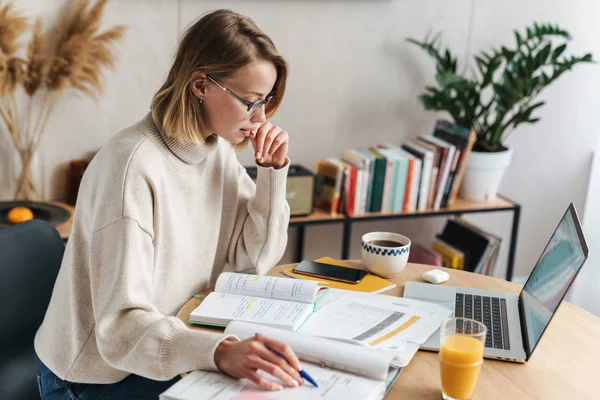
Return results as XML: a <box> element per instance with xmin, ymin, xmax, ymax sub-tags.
<box><xmin>314</xmin><ymin>158</ymin><xmax>345</xmax><ymax>214</ymax></box>
<box><xmin>317</xmin><ymin>120</ymin><xmax>491</xmax><ymax>218</ymax></box>
<box><xmin>418</xmin><ymin>135</ymin><xmax>457</xmax><ymax>210</ymax></box>
<box><xmin>432</xmin><ymin>120</ymin><xmax>477</xmax><ymax>206</ymax></box>
<box><xmin>431</xmin><ymin>237</ymin><xmax>466</xmax><ymax>270</ymax></box>
<box><xmin>369</xmin><ymin>147</ymin><xmax>394</xmax><ymax>213</ymax></box>
<box><xmin>341</xmin><ymin>149</ymin><xmax>370</xmax><ymax>215</ymax></box>
<box><xmin>159</xmin><ymin>321</ymin><xmax>402</xmax><ymax>400</ymax></box>
<box><xmin>381</xmin><ymin>144</ymin><xmax>421</xmax><ymax>212</ymax></box>
<box><xmin>413</xmin><ymin>138</ymin><xmax>441</xmax><ymax>210</ymax></box>
<box><xmin>408</xmin><ymin>243</ymin><xmax>443</xmax><ymax>267</ymax></box>
<box><xmin>362</xmin><ymin>148</ymin><xmax>387</xmax><ymax>213</ymax></box>
<box><xmin>354</xmin><ymin>148</ymin><xmax>376</xmax><ymax>213</ymax></box>
<box><xmin>402</xmin><ymin>141</ymin><xmax>433</xmax><ymax>211</ymax></box>
<box><xmin>375</xmin><ymin>147</ymin><xmax>408</xmax><ymax>214</ymax></box>
<box><xmin>189</xmin><ymin>273</ymin><xmax>328</xmax><ymax>331</ymax></box>
<box><xmin>454</xmin><ymin>218</ymin><xmax>502</xmax><ymax>276</ymax></box>
<box><xmin>436</xmin><ymin>218</ymin><xmax>497</xmax><ymax>274</ymax></box>
<box><xmin>339</xmin><ymin>160</ymin><xmax>355</xmax><ymax>215</ymax></box>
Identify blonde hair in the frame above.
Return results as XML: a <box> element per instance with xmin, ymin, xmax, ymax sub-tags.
<box><xmin>151</xmin><ymin>9</ymin><xmax>288</xmax><ymax>143</ymax></box>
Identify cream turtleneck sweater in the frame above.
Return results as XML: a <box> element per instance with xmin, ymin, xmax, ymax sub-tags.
<box><xmin>34</xmin><ymin>113</ymin><xmax>290</xmax><ymax>383</ymax></box>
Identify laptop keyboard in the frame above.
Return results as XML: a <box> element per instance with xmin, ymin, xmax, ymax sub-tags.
<box><xmin>455</xmin><ymin>293</ymin><xmax>511</xmax><ymax>350</ymax></box>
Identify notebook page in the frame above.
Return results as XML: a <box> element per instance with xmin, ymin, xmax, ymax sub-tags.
<box><xmin>190</xmin><ymin>294</ymin><xmax>313</xmax><ymax>331</ymax></box>
<box><xmin>215</xmin><ymin>273</ymin><xmax>321</xmax><ymax>304</ymax></box>
<box><xmin>225</xmin><ymin>321</ymin><xmax>393</xmax><ymax>381</ymax></box>
<box><xmin>159</xmin><ymin>366</ymin><xmax>385</xmax><ymax>400</ymax></box>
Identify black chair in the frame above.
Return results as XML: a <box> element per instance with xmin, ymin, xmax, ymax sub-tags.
<box><xmin>0</xmin><ymin>220</ymin><xmax>65</xmax><ymax>400</ymax></box>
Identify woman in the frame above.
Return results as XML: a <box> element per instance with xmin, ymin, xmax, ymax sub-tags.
<box><xmin>35</xmin><ymin>9</ymin><xmax>303</xmax><ymax>399</ymax></box>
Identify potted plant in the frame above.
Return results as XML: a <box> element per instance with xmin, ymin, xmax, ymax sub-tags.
<box><xmin>407</xmin><ymin>23</ymin><xmax>593</xmax><ymax>202</ymax></box>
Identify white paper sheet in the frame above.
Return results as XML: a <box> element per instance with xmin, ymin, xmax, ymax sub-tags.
<box><xmin>311</xmin><ymin>288</ymin><xmax>452</xmax><ymax>345</ymax></box>
<box><xmin>225</xmin><ymin>321</ymin><xmax>394</xmax><ymax>381</ymax></box>
<box><xmin>159</xmin><ymin>367</ymin><xmax>386</xmax><ymax>400</ymax></box>
<box><xmin>190</xmin><ymin>293</ymin><xmax>313</xmax><ymax>331</ymax></box>
<box><xmin>216</xmin><ymin>272</ymin><xmax>322</xmax><ymax>304</ymax></box>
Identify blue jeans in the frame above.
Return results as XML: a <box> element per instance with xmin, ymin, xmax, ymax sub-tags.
<box><xmin>37</xmin><ymin>360</ymin><xmax>180</xmax><ymax>400</ymax></box>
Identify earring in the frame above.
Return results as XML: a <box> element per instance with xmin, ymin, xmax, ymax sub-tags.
<box><xmin>199</xmin><ymin>97</ymin><xmax>204</xmax><ymax>104</ymax></box>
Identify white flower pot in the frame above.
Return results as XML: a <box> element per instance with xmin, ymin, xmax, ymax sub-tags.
<box><xmin>459</xmin><ymin>147</ymin><xmax>513</xmax><ymax>202</ymax></box>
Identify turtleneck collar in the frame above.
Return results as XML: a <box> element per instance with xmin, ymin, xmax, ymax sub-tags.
<box><xmin>137</xmin><ymin>112</ymin><xmax>219</xmax><ymax>167</ymax></box>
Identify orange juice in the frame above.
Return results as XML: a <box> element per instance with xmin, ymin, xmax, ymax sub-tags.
<box><xmin>440</xmin><ymin>334</ymin><xmax>484</xmax><ymax>399</ymax></box>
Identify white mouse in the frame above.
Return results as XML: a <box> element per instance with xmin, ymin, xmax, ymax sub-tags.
<box><xmin>423</xmin><ymin>269</ymin><xmax>450</xmax><ymax>284</ymax></box>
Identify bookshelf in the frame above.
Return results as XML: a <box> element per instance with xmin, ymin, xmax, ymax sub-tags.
<box><xmin>290</xmin><ymin>195</ymin><xmax>521</xmax><ymax>282</ymax></box>
<box><xmin>52</xmin><ymin>196</ymin><xmax>520</xmax><ymax>281</ymax></box>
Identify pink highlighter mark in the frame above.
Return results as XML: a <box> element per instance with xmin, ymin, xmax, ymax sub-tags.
<box><xmin>234</xmin><ymin>392</ymin><xmax>275</xmax><ymax>400</ymax></box>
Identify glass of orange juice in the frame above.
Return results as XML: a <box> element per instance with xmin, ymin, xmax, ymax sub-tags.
<box><xmin>439</xmin><ymin>317</ymin><xmax>487</xmax><ymax>400</ymax></box>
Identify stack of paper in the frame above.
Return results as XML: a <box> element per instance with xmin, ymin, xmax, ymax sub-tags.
<box><xmin>299</xmin><ymin>288</ymin><xmax>452</xmax><ymax>366</ymax></box>
<box><xmin>160</xmin><ymin>321</ymin><xmax>401</xmax><ymax>400</ymax></box>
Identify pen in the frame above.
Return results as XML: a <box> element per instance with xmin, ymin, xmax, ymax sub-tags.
<box><xmin>254</xmin><ymin>333</ymin><xmax>318</xmax><ymax>388</ymax></box>
<box><xmin>273</xmin><ymin>351</ymin><xmax>319</xmax><ymax>388</ymax></box>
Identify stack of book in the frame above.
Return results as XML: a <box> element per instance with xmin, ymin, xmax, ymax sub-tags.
<box><xmin>313</xmin><ymin>120</ymin><xmax>476</xmax><ymax>216</ymax></box>
<box><xmin>431</xmin><ymin>218</ymin><xmax>501</xmax><ymax>276</ymax></box>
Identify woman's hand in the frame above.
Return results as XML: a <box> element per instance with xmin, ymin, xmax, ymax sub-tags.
<box><xmin>213</xmin><ymin>334</ymin><xmax>304</xmax><ymax>391</ymax></box>
<box><xmin>249</xmin><ymin>122</ymin><xmax>289</xmax><ymax>169</ymax></box>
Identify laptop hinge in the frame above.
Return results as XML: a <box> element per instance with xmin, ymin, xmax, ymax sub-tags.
<box><xmin>518</xmin><ymin>295</ymin><xmax>531</xmax><ymax>359</ymax></box>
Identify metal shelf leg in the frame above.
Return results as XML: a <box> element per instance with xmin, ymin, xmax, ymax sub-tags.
<box><xmin>341</xmin><ymin>218</ymin><xmax>351</xmax><ymax>260</ymax></box>
<box><xmin>506</xmin><ymin>205</ymin><xmax>521</xmax><ymax>282</ymax></box>
<box><xmin>296</xmin><ymin>225</ymin><xmax>305</xmax><ymax>262</ymax></box>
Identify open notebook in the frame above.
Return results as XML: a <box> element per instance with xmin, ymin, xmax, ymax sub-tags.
<box><xmin>159</xmin><ymin>321</ymin><xmax>402</xmax><ymax>400</ymax></box>
<box><xmin>189</xmin><ymin>273</ymin><xmax>329</xmax><ymax>331</ymax></box>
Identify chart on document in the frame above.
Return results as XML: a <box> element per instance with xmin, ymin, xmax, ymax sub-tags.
<box><xmin>298</xmin><ymin>296</ymin><xmax>421</xmax><ymax>347</ymax></box>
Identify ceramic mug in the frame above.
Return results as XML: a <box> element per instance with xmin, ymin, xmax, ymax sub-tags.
<box><xmin>361</xmin><ymin>232</ymin><xmax>411</xmax><ymax>278</ymax></box>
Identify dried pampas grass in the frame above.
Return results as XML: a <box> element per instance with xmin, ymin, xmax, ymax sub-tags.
<box><xmin>0</xmin><ymin>0</ymin><xmax>125</xmax><ymax>200</ymax></box>
<box><xmin>0</xmin><ymin>2</ymin><xmax>26</xmax><ymax>57</ymax></box>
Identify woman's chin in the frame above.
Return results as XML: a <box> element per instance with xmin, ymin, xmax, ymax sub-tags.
<box><xmin>231</xmin><ymin>136</ymin><xmax>250</xmax><ymax>151</ymax></box>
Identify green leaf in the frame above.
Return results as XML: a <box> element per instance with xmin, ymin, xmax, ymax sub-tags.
<box><xmin>541</xmin><ymin>71</ymin><xmax>550</xmax><ymax>85</ymax></box>
<box><xmin>528</xmin><ymin>118</ymin><xmax>541</xmax><ymax>123</ymax></box>
<box><xmin>418</xmin><ymin>94</ymin><xmax>437</xmax><ymax>109</ymax></box>
<box><xmin>525</xmin><ymin>53</ymin><xmax>534</xmax><ymax>74</ymax></box>
<box><xmin>582</xmin><ymin>53</ymin><xmax>593</xmax><ymax>62</ymax></box>
<box><xmin>552</xmin><ymin>43</ymin><xmax>567</xmax><ymax>60</ymax></box>
<box><xmin>482</xmin><ymin>58</ymin><xmax>501</xmax><ymax>87</ymax></box>
<box><xmin>502</xmin><ymin>70</ymin><xmax>515</xmax><ymax>88</ymax></box>
<box><xmin>514</xmin><ymin>30</ymin><xmax>523</xmax><ymax>46</ymax></box>
<box><xmin>534</xmin><ymin>43</ymin><xmax>552</xmax><ymax>67</ymax></box>
<box><xmin>475</xmin><ymin>55</ymin><xmax>486</xmax><ymax>68</ymax></box>
<box><xmin>527</xmin><ymin>101</ymin><xmax>546</xmax><ymax>113</ymax></box>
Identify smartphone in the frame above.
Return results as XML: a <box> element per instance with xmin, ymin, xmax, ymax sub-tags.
<box><xmin>292</xmin><ymin>260</ymin><xmax>367</xmax><ymax>284</ymax></box>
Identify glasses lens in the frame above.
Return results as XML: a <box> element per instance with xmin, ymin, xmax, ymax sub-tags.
<box><xmin>247</xmin><ymin>100</ymin><xmax>268</xmax><ymax>119</ymax></box>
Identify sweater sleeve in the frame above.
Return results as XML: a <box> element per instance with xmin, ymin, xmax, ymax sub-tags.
<box><xmin>227</xmin><ymin>158</ymin><xmax>290</xmax><ymax>275</ymax></box>
<box><xmin>90</xmin><ymin>218</ymin><xmax>237</xmax><ymax>381</ymax></box>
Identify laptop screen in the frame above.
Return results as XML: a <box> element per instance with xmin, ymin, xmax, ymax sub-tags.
<box><xmin>520</xmin><ymin>204</ymin><xmax>588</xmax><ymax>357</ymax></box>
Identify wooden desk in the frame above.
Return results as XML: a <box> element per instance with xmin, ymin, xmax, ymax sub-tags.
<box><xmin>177</xmin><ymin>261</ymin><xmax>600</xmax><ymax>400</ymax></box>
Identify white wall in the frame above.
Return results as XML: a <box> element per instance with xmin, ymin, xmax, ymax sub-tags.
<box><xmin>568</xmin><ymin>136</ymin><xmax>600</xmax><ymax>316</ymax></box>
<box><xmin>2</xmin><ymin>0</ymin><xmax>599</xmax><ymax>280</ymax></box>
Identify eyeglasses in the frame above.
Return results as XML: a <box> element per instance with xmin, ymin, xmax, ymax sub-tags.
<box><xmin>206</xmin><ymin>74</ymin><xmax>274</xmax><ymax>119</ymax></box>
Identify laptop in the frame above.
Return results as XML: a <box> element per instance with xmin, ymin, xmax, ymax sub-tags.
<box><xmin>403</xmin><ymin>203</ymin><xmax>589</xmax><ymax>362</ymax></box>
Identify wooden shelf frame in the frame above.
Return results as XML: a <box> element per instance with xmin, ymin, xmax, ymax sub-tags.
<box><xmin>289</xmin><ymin>195</ymin><xmax>521</xmax><ymax>281</ymax></box>
<box><xmin>52</xmin><ymin>195</ymin><xmax>520</xmax><ymax>281</ymax></box>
